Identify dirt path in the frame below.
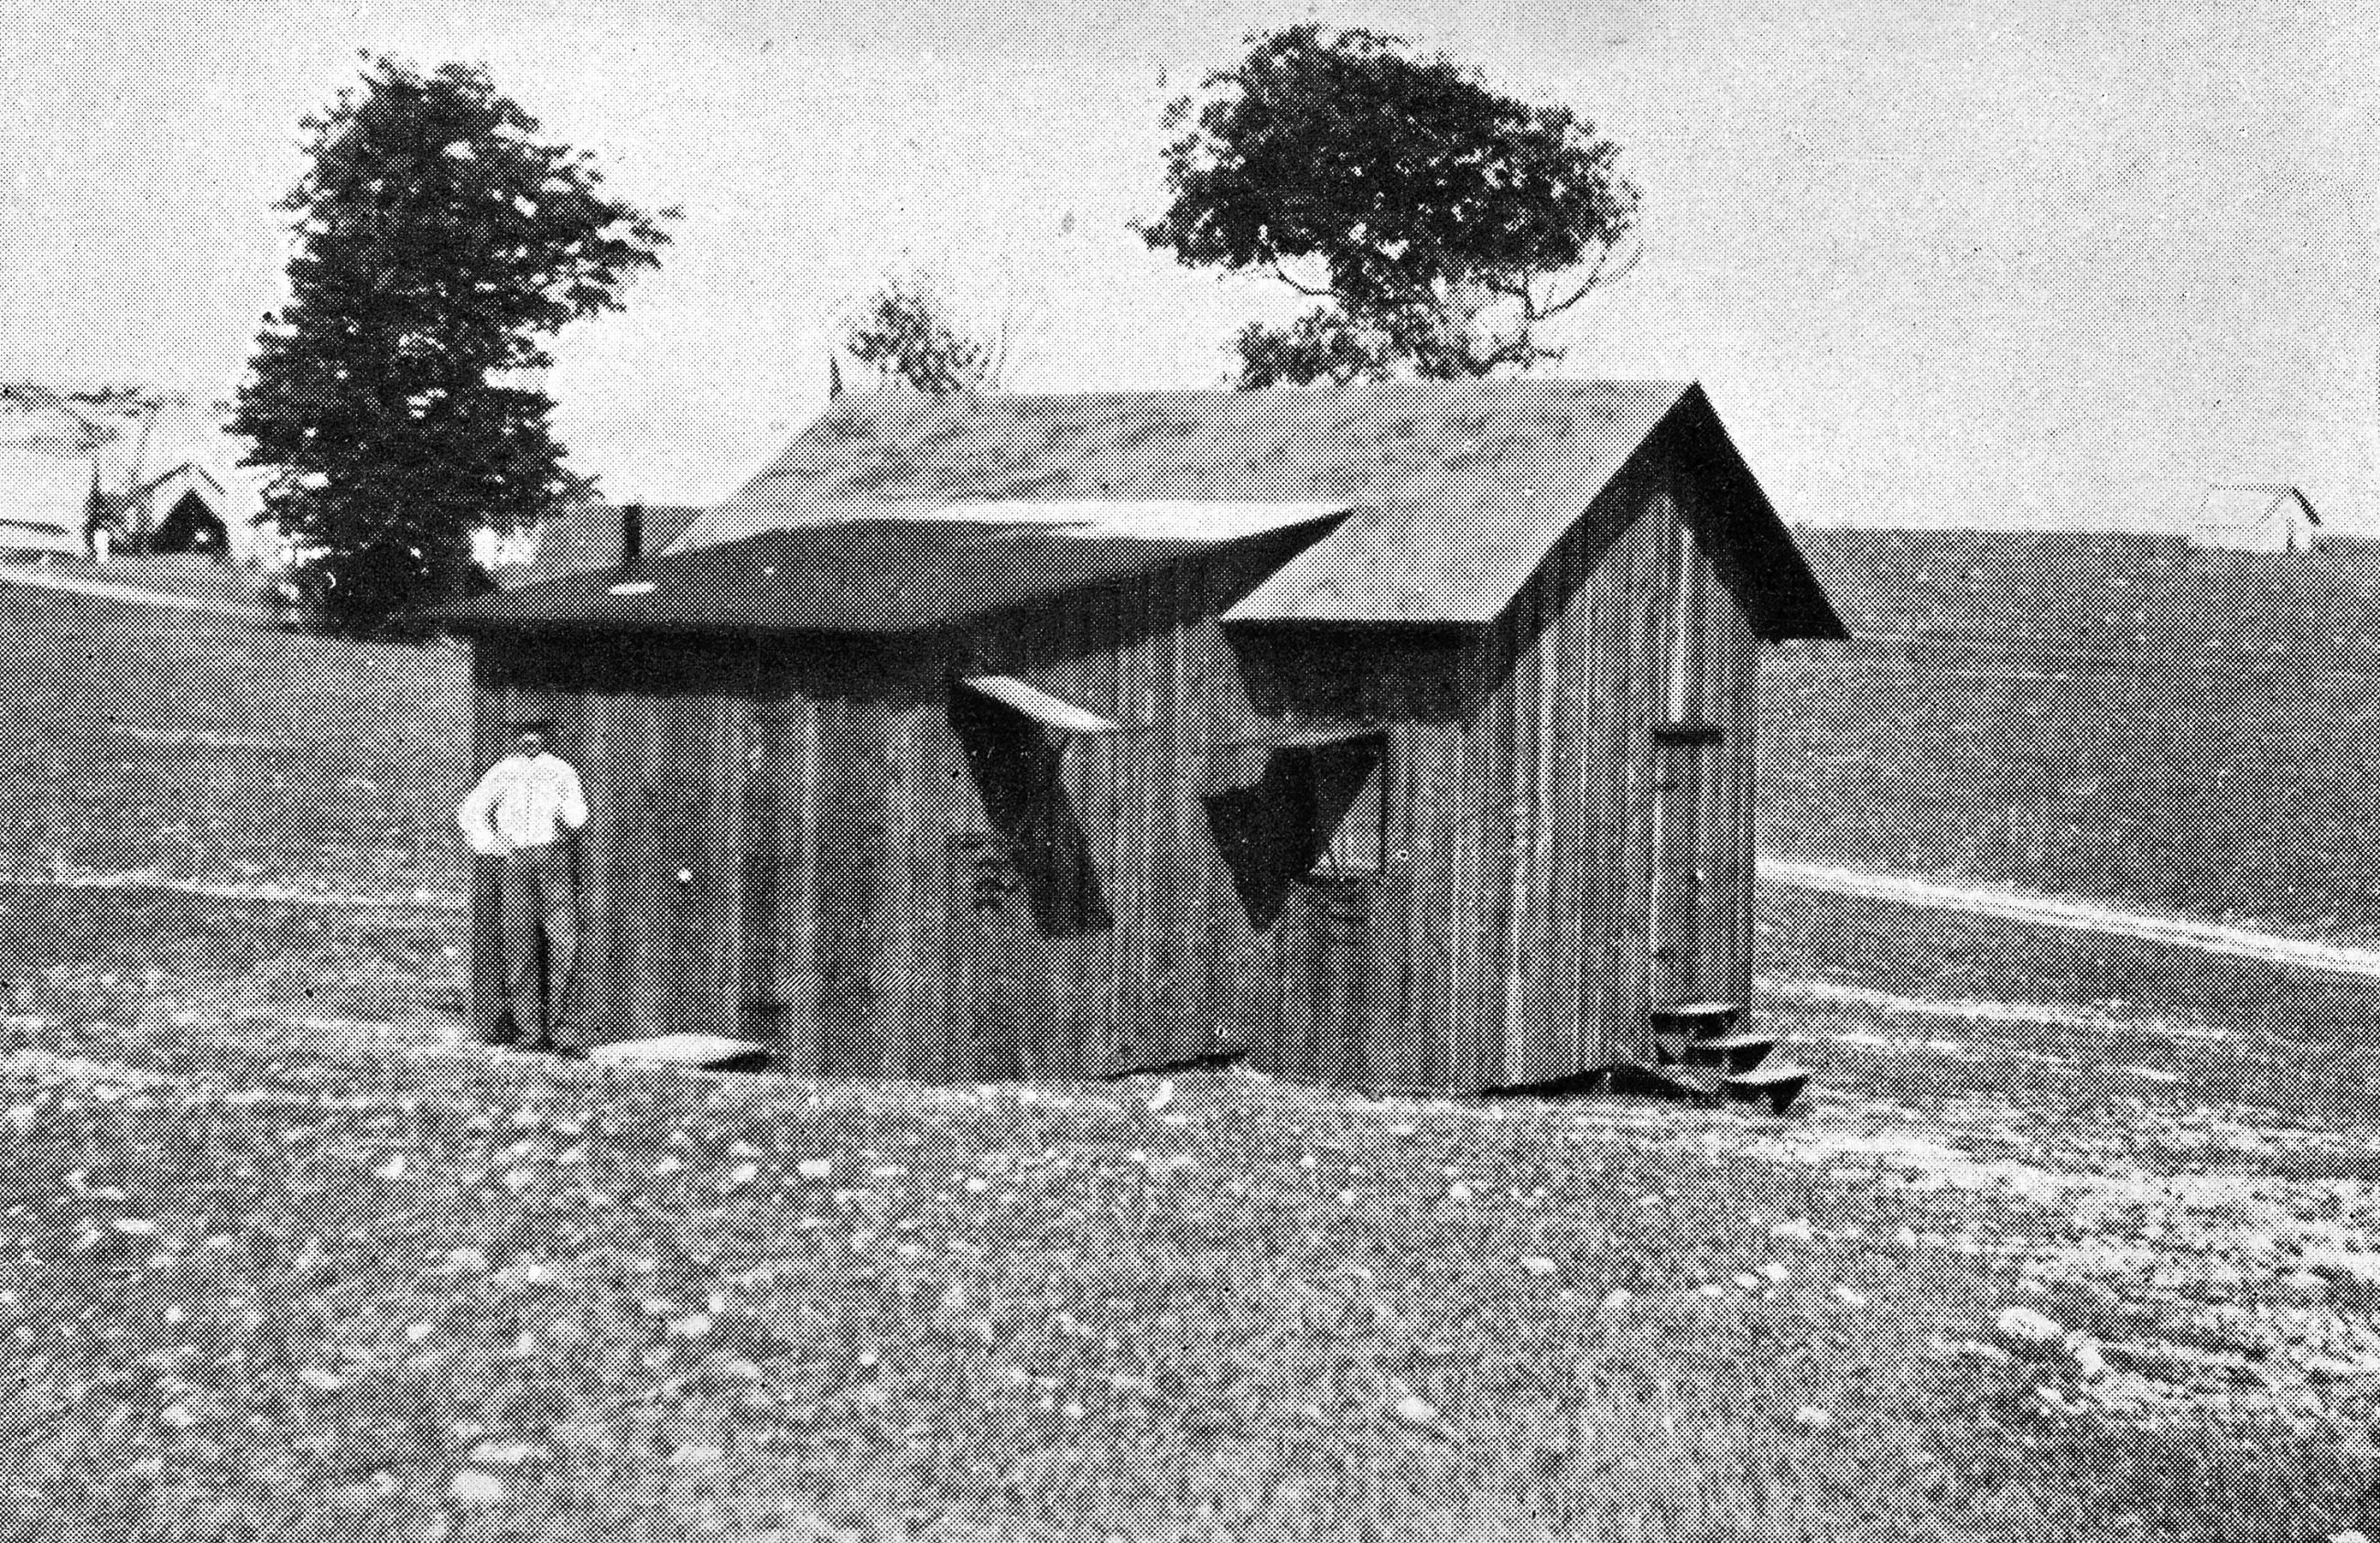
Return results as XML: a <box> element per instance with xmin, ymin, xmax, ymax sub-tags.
<box><xmin>1766</xmin><ymin>856</ymin><xmax>2380</xmax><ymax>983</ymax></box>
<box><xmin>0</xmin><ymin>562</ymin><xmax>270</xmax><ymax>620</ymax></box>
<box><xmin>0</xmin><ymin>869</ymin><xmax>463</xmax><ymax>911</ymax></box>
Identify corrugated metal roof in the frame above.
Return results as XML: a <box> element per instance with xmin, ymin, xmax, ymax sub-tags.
<box><xmin>665</xmin><ymin>381</ymin><xmax>1843</xmax><ymax>640</ymax></box>
<box><xmin>426</xmin><ymin>510</ymin><xmax>1347</xmax><ymax>636</ymax></box>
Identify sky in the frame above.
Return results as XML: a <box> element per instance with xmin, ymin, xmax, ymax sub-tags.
<box><xmin>0</xmin><ymin>0</ymin><xmax>2369</xmax><ymax>531</ymax></box>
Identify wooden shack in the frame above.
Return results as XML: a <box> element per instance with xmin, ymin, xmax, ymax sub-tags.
<box><xmin>427</xmin><ymin>381</ymin><xmax>1845</xmax><ymax>1102</ymax></box>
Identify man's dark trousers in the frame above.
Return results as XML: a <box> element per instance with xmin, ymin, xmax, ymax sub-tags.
<box><xmin>500</xmin><ymin>840</ymin><xmax>578</xmax><ymax>1047</ymax></box>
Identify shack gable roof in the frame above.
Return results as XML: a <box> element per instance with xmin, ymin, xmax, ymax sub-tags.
<box><xmin>670</xmin><ymin>381</ymin><xmax>1844</xmax><ymax>641</ymax></box>
<box><xmin>426</xmin><ymin>509</ymin><xmax>1347</xmax><ymax>636</ymax></box>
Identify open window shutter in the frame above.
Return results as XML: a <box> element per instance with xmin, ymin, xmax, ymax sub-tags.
<box><xmin>1205</xmin><ymin>728</ymin><xmax>1387</xmax><ymax>926</ymax></box>
<box><xmin>951</xmin><ymin>678</ymin><xmax>1113</xmax><ymax>935</ymax></box>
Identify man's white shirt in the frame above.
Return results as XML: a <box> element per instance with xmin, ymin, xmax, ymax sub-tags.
<box><xmin>459</xmin><ymin>753</ymin><xmax>589</xmax><ymax>856</ymax></box>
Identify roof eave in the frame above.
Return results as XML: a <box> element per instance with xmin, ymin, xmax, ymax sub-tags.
<box><xmin>418</xmin><ymin>607</ymin><xmax>945</xmax><ymax>643</ymax></box>
<box><xmin>1222</xmin><ymin>612</ymin><xmax>1482</xmax><ymax>635</ymax></box>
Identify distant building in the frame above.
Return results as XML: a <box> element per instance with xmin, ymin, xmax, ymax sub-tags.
<box><xmin>2190</xmin><ymin>484</ymin><xmax>2321</xmax><ymax>553</ymax></box>
<box><xmin>0</xmin><ymin>448</ymin><xmax>103</xmax><ymax>558</ymax></box>
<box><xmin>470</xmin><ymin>523</ymin><xmax>543</xmax><ymax>572</ymax></box>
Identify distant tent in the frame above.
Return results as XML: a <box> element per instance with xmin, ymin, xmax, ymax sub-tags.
<box><xmin>128</xmin><ymin>464</ymin><xmax>234</xmax><ymax>556</ymax></box>
<box><xmin>124</xmin><ymin>401</ymin><xmax>268</xmax><ymax>563</ymax></box>
<box><xmin>2190</xmin><ymin>484</ymin><xmax>2321</xmax><ymax>554</ymax></box>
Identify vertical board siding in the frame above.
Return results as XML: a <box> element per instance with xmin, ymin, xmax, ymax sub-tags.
<box><xmin>968</xmin><ymin>547</ymin><xmax>1301</xmax><ymax>1081</ymax></box>
<box><xmin>1647</xmin><ymin>502</ymin><xmax>1699</xmax><ymax>1009</ymax></box>
<box><xmin>878</xmin><ymin>698</ymin><xmax>936</xmax><ymax>1081</ymax></box>
<box><xmin>1461</xmin><ymin>450</ymin><xmax>1737</xmax><ymax>1087</ymax></box>
<box><xmin>625</xmin><ymin>693</ymin><xmax>669</xmax><ymax>1041</ymax></box>
<box><xmin>1390</xmin><ymin>718</ymin><xmax>1461</xmax><ymax>1091</ymax></box>
<box><xmin>1610</xmin><ymin>479</ymin><xmax>1668</xmax><ymax>1056</ymax></box>
<box><xmin>465</xmin><ymin>654</ymin><xmax>507</xmax><ymax>1041</ymax></box>
<box><xmin>1712</xmin><ymin>542</ymin><xmax>1764</xmax><ymax>1007</ymax></box>
<box><xmin>1446</xmin><ymin>625</ymin><xmax>1494</xmax><ymax>1091</ymax></box>
<box><xmin>1544</xmin><ymin>510</ymin><xmax>1590</xmax><ymax>1080</ymax></box>
<box><xmin>735</xmin><ymin>696</ymin><xmax>785</xmax><ymax>1044</ymax></box>
<box><xmin>774</xmin><ymin>696</ymin><xmax>827</xmax><ymax>1068</ymax></box>
<box><xmin>1574</xmin><ymin>491</ymin><xmax>1629</xmax><ymax>1068</ymax></box>
<box><xmin>808</xmin><ymin>695</ymin><xmax>862</xmax><ymax>1075</ymax></box>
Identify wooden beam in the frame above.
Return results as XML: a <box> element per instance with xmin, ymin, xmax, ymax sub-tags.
<box><xmin>583</xmin><ymin>1034</ymin><xmax>771</xmax><ymax>1073</ymax></box>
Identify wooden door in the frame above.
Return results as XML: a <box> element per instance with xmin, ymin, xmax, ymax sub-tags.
<box><xmin>1648</xmin><ymin>728</ymin><xmax>1715</xmax><ymax>1004</ymax></box>
<box><xmin>1647</xmin><ymin>508</ymin><xmax>1716</xmax><ymax>1008</ymax></box>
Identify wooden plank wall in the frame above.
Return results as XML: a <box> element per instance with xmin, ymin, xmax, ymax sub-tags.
<box><xmin>1676</xmin><ymin>455</ymin><xmax>1766</xmax><ymax>1014</ymax></box>
<box><xmin>465</xmin><ymin>653</ymin><xmax>507</xmax><ymax>1044</ymax></box>
<box><xmin>968</xmin><ymin>543</ymin><xmax>1287</xmax><ymax>1078</ymax></box>
<box><xmin>468</xmin><ymin>636</ymin><xmax>935</xmax><ymax>1063</ymax></box>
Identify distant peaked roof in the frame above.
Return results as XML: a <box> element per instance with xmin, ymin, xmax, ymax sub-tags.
<box><xmin>669</xmin><ymin>381</ymin><xmax>1842</xmax><ymax>641</ymax></box>
<box><xmin>2195</xmin><ymin>483</ymin><xmax>2320</xmax><ymax>532</ymax></box>
<box><xmin>135</xmin><ymin>462</ymin><xmax>226</xmax><ymax>499</ymax></box>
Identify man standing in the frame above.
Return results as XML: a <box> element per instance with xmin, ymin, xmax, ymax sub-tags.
<box><xmin>459</xmin><ymin>721</ymin><xmax>589</xmax><ymax>1051</ymax></box>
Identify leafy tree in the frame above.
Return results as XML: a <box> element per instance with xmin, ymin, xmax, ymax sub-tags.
<box><xmin>235</xmin><ymin>57</ymin><xmax>674</xmax><ymax>635</ymax></box>
<box><xmin>1141</xmin><ymin>26</ymin><xmax>1639</xmax><ymax>385</ymax></box>
<box><xmin>840</xmin><ymin>271</ymin><xmax>1011</xmax><ymax>394</ymax></box>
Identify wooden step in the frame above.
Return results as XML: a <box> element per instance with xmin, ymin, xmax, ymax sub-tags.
<box><xmin>1674</xmin><ymin>1030</ymin><xmax>1778</xmax><ymax>1073</ymax></box>
<box><xmin>1651</xmin><ymin>1024</ymin><xmax>1772</xmax><ymax>1053</ymax></box>
<box><xmin>582</xmin><ymin>1034</ymin><xmax>772</xmax><ymax>1074</ymax></box>
<box><xmin>1649</xmin><ymin>1001</ymin><xmax>1741</xmax><ymax>1038</ymax></box>
<box><xmin>1721</xmin><ymin>1062</ymin><xmax>1812</xmax><ymax>1117</ymax></box>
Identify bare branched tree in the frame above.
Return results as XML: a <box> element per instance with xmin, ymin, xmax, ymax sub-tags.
<box><xmin>839</xmin><ymin>271</ymin><xmax>1013</xmax><ymax>394</ymax></box>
